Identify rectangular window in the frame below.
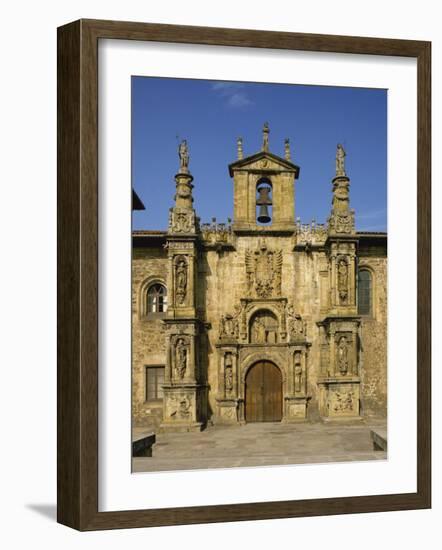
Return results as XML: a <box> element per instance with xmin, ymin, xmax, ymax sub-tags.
<box><xmin>145</xmin><ymin>366</ymin><xmax>165</xmax><ymax>401</ymax></box>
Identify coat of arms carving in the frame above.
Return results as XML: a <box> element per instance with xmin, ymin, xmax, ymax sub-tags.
<box><xmin>245</xmin><ymin>241</ymin><xmax>283</xmax><ymax>298</ymax></box>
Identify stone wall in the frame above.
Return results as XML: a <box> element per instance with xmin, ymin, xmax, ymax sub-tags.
<box><xmin>358</xmin><ymin>257</ymin><xmax>388</xmax><ymax>416</ymax></box>
<box><xmin>132</xmin><ymin>235</ymin><xmax>387</xmax><ymax>426</ymax></box>
<box><xmin>132</xmin><ymin>247</ymin><xmax>168</xmax><ymax>427</ymax></box>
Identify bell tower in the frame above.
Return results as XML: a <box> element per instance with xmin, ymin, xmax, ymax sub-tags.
<box><xmin>228</xmin><ymin>123</ymin><xmax>300</xmax><ymax>233</ymax></box>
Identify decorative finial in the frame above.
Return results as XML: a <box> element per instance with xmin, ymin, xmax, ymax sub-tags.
<box><xmin>284</xmin><ymin>138</ymin><xmax>291</xmax><ymax>161</ymax></box>
<box><xmin>262</xmin><ymin>122</ymin><xmax>269</xmax><ymax>152</ymax></box>
<box><xmin>336</xmin><ymin>143</ymin><xmax>346</xmax><ymax>177</ymax></box>
<box><xmin>237</xmin><ymin>137</ymin><xmax>243</xmax><ymax>160</ymax></box>
<box><xmin>178</xmin><ymin>139</ymin><xmax>190</xmax><ymax>173</ymax></box>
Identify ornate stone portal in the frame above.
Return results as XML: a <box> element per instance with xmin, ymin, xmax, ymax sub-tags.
<box><xmin>216</xmin><ymin>290</ymin><xmax>311</xmax><ymax>423</ymax></box>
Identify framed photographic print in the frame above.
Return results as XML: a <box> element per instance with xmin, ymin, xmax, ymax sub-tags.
<box><xmin>57</xmin><ymin>19</ymin><xmax>431</xmax><ymax>530</ymax></box>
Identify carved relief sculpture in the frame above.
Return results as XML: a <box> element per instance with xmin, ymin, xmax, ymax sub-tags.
<box><xmin>170</xmin><ymin>395</ymin><xmax>192</xmax><ymax>419</ymax></box>
<box><xmin>245</xmin><ymin>241</ymin><xmax>283</xmax><ymax>298</ymax></box>
<box><xmin>170</xmin><ymin>210</ymin><xmax>194</xmax><ymax>233</ymax></box>
<box><xmin>337</xmin><ymin>257</ymin><xmax>348</xmax><ymax>304</ymax></box>
<box><xmin>334</xmin><ymin>391</ymin><xmax>354</xmax><ymax>412</ymax></box>
<box><xmin>175</xmin><ymin>256</ymin><xmax>187</xmax><ymax>305</ymax></box>
<box><xmin>329</xmin><ymin>212</ymin><xmax>354</xmax><ymax>234</ymax></box>
<box><xmin>337</xmin><ymin>336</ymin><xmax>349</xmax><ymax>375</ymax></box>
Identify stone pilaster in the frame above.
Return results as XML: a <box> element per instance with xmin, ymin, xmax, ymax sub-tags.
<box><xmin>317</xmin><ymin>316</ymin><xmax>361</xmax><ymax>420</ymax></box>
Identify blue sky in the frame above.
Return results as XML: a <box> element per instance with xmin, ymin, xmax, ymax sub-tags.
<box><xmin>132</xmin><ymin>77</ymin><xmax>387</xmax><ymax>232</ymax></box>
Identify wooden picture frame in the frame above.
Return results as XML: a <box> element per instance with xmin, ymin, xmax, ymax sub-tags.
<box><xmin>57</xmin><ymin>19</ymin><xmax>431</xmax><ymax>530</ymax></box>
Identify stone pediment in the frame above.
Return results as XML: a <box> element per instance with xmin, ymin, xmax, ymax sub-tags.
<box><xmin>228</xmin><ymin>151</ymin><xmax>300</xmax><ymax>177</ymax></box>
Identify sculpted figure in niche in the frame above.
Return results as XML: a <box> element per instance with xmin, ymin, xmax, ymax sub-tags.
<box><xmin>287</xmin><ymin>306</ymin><xmax>304</xmax><ymax>340</ymax></box>
<box><xmin>337</xmin><ymin>336</ymin><xmax>349</xmax><ymax>375</ymax></box>
<box><xmin>337</xmin><ymin>258</ymin><xmax>348</xmax><ymax>304</ymax></box>
<box><xmin>253</xmin><ymin>318</ymin><xmax>266</xmax><ymax>344</ymax></box>
<box><xmin>220</xmin><ymin>313</ymin><xmax>239</xmax><ymax>340</ymax></box>
<box><xmin>250</xmin><ymin>310</ymin><xmax>278</xmax><ymax>344</ymax></box>
<box><xmin>224</xmin><ymin>353</ymin><xmax>233</xmax><ymax>394</ymax></box>
<box><xmin>175</xmin><ymin>257</ymin><xmax>187</xmax><ymax>305</ymax></box>
<box><xmin>294</xmin><ymin>351</ymin><xmax>303</xmax><ymax>393</ymax></box>
<box><xmin>175</xmin><ymin>338</ymin><xmax>188</xmax><ymax>379</ymax></box>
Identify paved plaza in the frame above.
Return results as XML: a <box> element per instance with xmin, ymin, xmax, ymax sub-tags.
<box><xmin>132</xmin><ymin>420</ymin><xmax>387</xmax><ymax>473</ymax></box>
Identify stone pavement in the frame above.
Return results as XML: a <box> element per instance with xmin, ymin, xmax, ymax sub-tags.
<box><xmin>132</xmin><ymin>420</ymin><xmax>387</xmax><ymax>473</ymax></box>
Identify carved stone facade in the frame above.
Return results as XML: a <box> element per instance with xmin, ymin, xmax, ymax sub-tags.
<box><xmin>132</xmin><ymin>131</ymin><xmax>387</xmax><ymax>430</ymax></box>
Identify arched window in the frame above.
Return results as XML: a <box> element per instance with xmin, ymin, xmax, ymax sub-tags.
<box><xmin>147</xmin><ymin>283</ymin><xmax>168</xmax><ymax>314</ymax></box>
<box><xmin>358</xmin><ymin>270</ymin><xmax>372</xmax><ymax>316</ymax></box>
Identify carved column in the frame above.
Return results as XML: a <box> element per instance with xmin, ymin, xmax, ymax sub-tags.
<box><xmin>160</xmin><ymin>142</ymin><xmax>207</xmax><ymax>432</ymax></box>
<box><xmin>317</xmin><ymin>147</ymin><xmax>362</xmax><ymax>419</ymax></box>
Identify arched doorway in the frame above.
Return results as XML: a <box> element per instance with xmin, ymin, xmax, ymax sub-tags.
<box><xmin>245</xmin><ymin>361</ymin><xmax>282</xmax><ymax>422</ymax></box>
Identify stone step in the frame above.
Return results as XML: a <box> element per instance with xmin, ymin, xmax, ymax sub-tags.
<box><xmin>133</xmin><ymin>450</ymin><xmax>387</xmax><ymax>473</ymax></box>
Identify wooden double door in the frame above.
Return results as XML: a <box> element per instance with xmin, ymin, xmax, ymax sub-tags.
<box><xmin>245</xmin><ymin>361</ymin><xmax>283</xmax><ymax>422</ymax></box>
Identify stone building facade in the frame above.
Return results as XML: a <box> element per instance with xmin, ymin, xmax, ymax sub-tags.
<box><xmin>132</xmin><ymin>126</ymin><xmax>387</xmax><ymax>431</ymax></box>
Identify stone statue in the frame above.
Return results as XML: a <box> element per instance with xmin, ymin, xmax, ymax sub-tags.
<box><xmin>262</xmin><ymin>122</ymin><xmax>269</xmax><ymax>152</ymax></box>
<box><xmin>224</xmin><ymin>353</ymin><xmax>233</xmax><ymax>394</ymax></box>
<box><xmin>178</xmin><ymin>139</ymin><xmax>189</xmax><ymax>172</ymax></box>
<box><xmin>337</xmin><ymin>336</ymin><xmax>349</xmax><ymax>375</ymax></box>
<box><xmin>337</xmin><ymin>258</ymin><xmax>348</xmax><ymax>303</ymax></box>
<box><xmin>175</xmin><ymin>338</ymin><xmax>188</xmax><ymax>379</ymax></box>
<box><xmin>336</xmin><ymin>143</ymin><xmax>346</xmax><ymax>176</ymax></box>
<box><xmin>237</xmin><ymin>137</ymin><xmax>243</xmax><ymax>159</ymax></box>
<box><xmin>220</xmin><ymin>313</ymin><xmax>239</xmax><ymax>340</ymax></box>
<box><xmin>294</xmin><ymin>351</ymin><xmax>302</xmax><ymax>392</ymax></box>
<box><xmin>284</xmin><ymin>138</ymin><xmax>291</xmax><ymax>161</ymax></box>
<box><xmin>175</xmin><ymin>257</ymin><xmax>187</xmax><ymax>305</ymax></box>
<box><xmin>287</xmin><ymin>306</ymin><xmax>304</xmax><ymax>340</ymax></box>
<box><xmin>254</xmin><ymin>318</ymin><xmax>266</xmax><ymax>343</ymax></box>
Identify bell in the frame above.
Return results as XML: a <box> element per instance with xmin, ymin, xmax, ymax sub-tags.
<box><xmin>257</xmin><ymin>204</ymin><xmax>271</xmax><ymax>223</ymax></box>
<box><xmin>256</xmin><ymin>185</ymin><xmax>272</xmax><ymax>224</ymax></box>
